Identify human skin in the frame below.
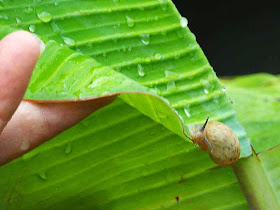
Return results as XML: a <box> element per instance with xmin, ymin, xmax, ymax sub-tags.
<box><xmin>0</xmin><ymin>31</ymin><xmax>114</xmax><ymax>165</ymax></box>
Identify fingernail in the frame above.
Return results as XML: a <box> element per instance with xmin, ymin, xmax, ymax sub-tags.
<box><xmin>35</xmin><ymin>35</ymin><xmax>45</xmax><ymax>55</ymax></box>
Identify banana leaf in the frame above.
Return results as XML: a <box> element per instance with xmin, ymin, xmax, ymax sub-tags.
<box><xmin>3</xmin><ymin>0</ymin><xmax>277</xmax><ymax>209</ymax></box>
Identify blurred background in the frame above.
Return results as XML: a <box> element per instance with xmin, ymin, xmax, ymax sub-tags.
<box><xmin>173</xmin><ymin>1</ymin><xmax>280</xmax><ymax>76</ymax></box>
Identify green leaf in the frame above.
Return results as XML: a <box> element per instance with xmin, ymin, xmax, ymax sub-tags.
<box><xmin>0</xmin><ymin>0</ymin><xmax>251</xmax><ymax>156</ymax></box>
<box><xmin>0</xmin><ymin>100</ymin><xmax>248</xmax><ymax>209</ymax></box>
<box><xmin>222</xmin><ymin>73</ymin><xmax>280</xmax><ymax>153</ymax></box>
<box><xmin>0</xmin><ymin>0</ymin><xmax>251</xmax><ymax>209</ymax></box>
<box><xmin>223</xmin><ymin>73</ymin><xmax>280</xmax><ymax>208</ymax></box>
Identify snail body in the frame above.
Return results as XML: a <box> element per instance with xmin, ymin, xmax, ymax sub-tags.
<box><xmin>189</xmin><ymin>118</ymin><xmax>240</xmax><ymax>166</ymax></box>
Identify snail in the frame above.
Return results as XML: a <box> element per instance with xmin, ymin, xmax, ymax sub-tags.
<box><xmin>187</xmin><ymin>117</ymin><xmax>240</xmax><ymax>166</ymax></box>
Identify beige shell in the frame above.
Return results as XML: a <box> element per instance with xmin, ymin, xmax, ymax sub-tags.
<box><xmin>189</xmin><ymin>121</ymin><xmax>240</xmax><ymax>166</ymax></box>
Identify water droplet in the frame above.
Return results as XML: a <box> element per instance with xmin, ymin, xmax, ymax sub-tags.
<box><xmin>0</xmin><ymin>14</ymin><xmax>8</xmax><ymax>20</ymax></box>
<box><xmin>180</xmin><ymin>17</ymin><xmax>188</xmax><ymax>28</ymax></box>
<box><xmin>165</xmin><ymin>70</ymin><xmax>179</xmax><ymax>79</ymax></box>
<box><xmin>102</xmin><ymin>52</ymin><xmax>107</xmax><ymax>57</ymax></box>
<box><xmin>50</xmin><ymin>21</ymin><xmax>60</xmax><ymax>33</ymax></box>
<box><xmin>20</xmin><ymin>139</ymin><xmax>30</xmax><ymax>151</ymax></box>
<box><xmin>61</xmin><ymin>36</ymin><xmax>76</xmax><ymax>47</ymax></box>
<box><xmin>167</xmin><ymin>81</ymin><xmax>176</xmax><ymax>91</ymax></box>
<box><xmin>154</xmin><ymin>15</ymin><xmax>159</xmax><ymax>21</ymax></box>
<box><xmin>140</xmin><ymin>33</ymin><xmax>150</xmax><ymax>45</ymax></box>
<box><xmin>64</xmin><ymin>144</ymin><xmax>72</xmax><ymax>154</ymax></box>
<box><xmin>37</xmin><ymin>11</ymin><xmax>52</xmax><ymax>23</ymax></box>
<box><xmin>137</xmin><ymin>64</ymin><xmax>145</xmax><ymax>77</ymax></box>
<box><xmin>155</xmin><ymin>53</ymin><xmax>162</xmax><ymax>60</ymax></box>
<box><xmin>16</xmin><ymin>17</ymin><xmax>22</xmax><ymax>24</ymax></box>
<box><xmin>204</xmin><ymin>89</ymin><xmax>209</xmax><ymax>94</ymax></box>
<box><xmin>29</xmin><ymin>25</ymin><xmax>36</xmax><ymax>33</ymax></box>
<box><xmin>222</xmin><ymin>86</ymin><xmax>226</xmax><ymax>92</ymax></box>
<box><xmin>191</xmin><ymin>32</ymin><xmax>196</xmax><ymax>40</ymax></box>
<box><xmin>214</xmin><ymin>95</ymin><xmax>219</xmax><ymax>103</ymax></box>
<box><xmin>38</xmin><ymin>171</ymin><xmax>48</xmax><ymax>180</ymax></box>
<box><xmin>86</xmin><ymin>42</ymin><xmax>93</xmax><ymax>48</ymax></box>
<box><xmin>54</xmin><ymin>1</ymin><xmax>59</xmax><ymax>6</ymax></box>
<box><xmin>121</xmin><ymin>45</ymin><xmax>127</xmax><ymax>52</ymax></box>
<box><xmin>201</xmin><ymin>79</ymin><xmax>212</xmax><ymax>89</ymax></box>
<box><xmin>126</xmin><ymin>15</ymin><xmax>135</xmax><ymax>28</ymax></box>
<box><xmin>184</xmin><ymin>105</ymin><xmax>191</xmax><ymax>118</ymax></box>
<box><xmin>159</xmin><ymin>0</ymin><xmax>167</xmax><ymax>11</ymax></box>
<box><xmin>23</xmin><ymin>7</ymin><xmax>34</xmax><ymax>14</ymax></box>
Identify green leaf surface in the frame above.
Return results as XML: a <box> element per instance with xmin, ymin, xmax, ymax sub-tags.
<box><xmin>0</xmin><ymin>0</ymin><xmax>251</xmax><ymax>209</ymax></box>
<box><xmin>222</xmin><ymin>73</ymin><xmax>280</xmax><ymax>153</ymax></box>
<box><xmin>0</xmin><ymin>0</ymin><xmax>251</xmax><ymax>156</ymax></box>
<box><xmin>0</xmin><ymin>100</ymin><xmax>248</xmax><ymax>209</ymax></box>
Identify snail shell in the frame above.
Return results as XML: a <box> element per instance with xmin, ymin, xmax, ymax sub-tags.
<box><xmin>189</xmin><ymin>121</ymin><xmax>240</xmax><ymax>166</ymax></box>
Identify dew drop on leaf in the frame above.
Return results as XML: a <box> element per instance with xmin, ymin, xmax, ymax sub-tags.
<box><xmin>64</xmin><ymin>144</ymin><xmax>72</xmax><ymax>154</ymax></box>
<box><xmin>126</xmin><ymin>15</ymin><xmax>135</xmax><ymax>28</ymax></box>
<box><xmin>137</xmin><ymin>64</ymin><xmax>145</xmax><ymax>77</ymax></box>
<box><xmin>50</xmin><ymin>21</ymin><xmax>60</xmax><ymax>33</ymax></box>
<box><xmin>222</xmin><ymin>86</ymin><xmax>226</xmax><ymax>92</ymax></box>
<box><xmin>61</xmin><ymin>36</ymin><xmax>76</xmax><ymax>47</ymax></box>
<box><xmin>155</xmin><ymin>53</ymin><xmax>162</xmax><ymax>60</ymax></box>
<box><xmin>38</xmin><ymin>171</ymin><xmax>48</xmax><ymax>180</ymax></box>
<box><xmin>37</xmin><ymin>11</ymin><xmax>53</xmax><ymax>23</ymax></box>
<box><xmin>180</xmin><ymin>17</ymin><xmax>188</xmax><ymax>28</ymax></box>
<box><xmin>214</xmin><ymin>95</ymin><xmax>220</xmax><ymax>103</ymax></box>
<box><xmin>191</xmin><ymin>32</ymin><xmax>196</xmax><ymax>40</ymax></box>
<box><xmin>165</xmin><ymin>70</ymin><xmax>179</xmax><ymax>79</ymax></box>
<box><xmin>167</xmin><ymin>81</ymin><xmax>176</xmax><ymax>91</ymax></box>
<box><xmin>0</xmin><ymin>13</ymin><xmax>8</xmax><ymax>20</ymax></box>
<box><xmin>201</xmin><ymin>80</ymin><xmax>212</xmax><ymax>89</ymax></box>
<box><xmin>140</xmin><ymin>33</ymin><xmax>150</xmax><ymax>45</ymax></box>
<box><xmin>159</xmin><ymin>0</ymin><xmax>167</xmax><ymax>11</ymax></box>
<box><xmin>29</xmin><ymin>25</ymin><xmax>36</xmax><ymax>33</ymax></box>
<box><xmin>23</xmin><ymin>7</ymin><xmax>34</xmax><ymax>14</ymax></box>
<box><xmin>121</xmin><ymin>45</ymin><xmax>127</xmax><ymax>52</ymax></box>
<box><xmin>184</xmin><ymin>105</ymin><xmax>191</xmax><ymax>118</ymax></box>
<box><xmin>16</xmin><ymin>17</ymin><xmax>22</xmax><ymax>24</ymax></box>
<box><xmin>204</xmin><ymin>89</ymin><xmax>209</xmax><ymax>94</ymax></box>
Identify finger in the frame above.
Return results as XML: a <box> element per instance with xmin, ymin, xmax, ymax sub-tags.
<box><xmin>0</xmin><ymin>31</ymin><xmax>41</xmax><ymax>132</ymax></box>
<box><xmin>0</xmin><ymin>96</ymin><xmax>115</xmax><ymax>165</ymax></box>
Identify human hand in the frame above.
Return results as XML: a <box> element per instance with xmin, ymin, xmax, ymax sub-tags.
<box><xmin>0</xmin><ymin>31</ymin><xmax>114</xmax><ymax>165</ymax></box>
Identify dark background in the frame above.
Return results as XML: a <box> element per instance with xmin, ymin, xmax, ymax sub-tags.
<box><xmin>173</xmin><ymin>1</ymin><xmax>280</xmax><ymax>76</ymax></box>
